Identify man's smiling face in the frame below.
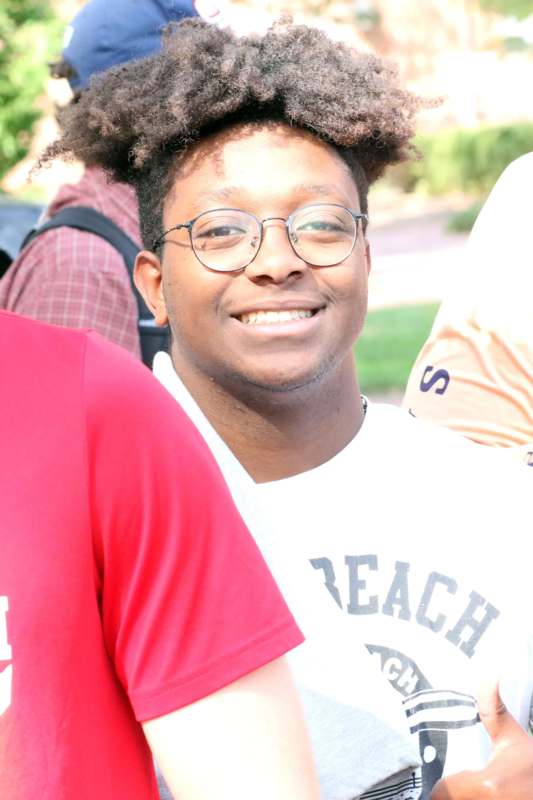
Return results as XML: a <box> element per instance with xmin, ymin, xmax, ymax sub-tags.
<box><xmin>150</xmin><ymin>123</ymin><xmax>371</xmax><ymax>401</ymax></box>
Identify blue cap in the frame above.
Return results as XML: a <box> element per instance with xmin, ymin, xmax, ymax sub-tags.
<box><xmin>61</xmin><ymin>0</ymin><xmax>200</xmax><ymax>91</ymax></box>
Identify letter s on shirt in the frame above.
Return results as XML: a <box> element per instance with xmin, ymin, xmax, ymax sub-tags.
<box><xmin>420</xmin><ymin>366</ymin><xmax>450</xmax><ymax>396</ymax></box>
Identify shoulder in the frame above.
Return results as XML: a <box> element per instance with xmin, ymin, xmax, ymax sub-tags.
<box><xmin>362</xmin><ymin>404</ymin><xmax>531</xmax><ymax>559</ymax></box>
<box><xmin>15</xmin><ymin>226</ymin><xmax>128</xmax><ymax>279</ymax></box>
<box><xmin>366</xmin><ymin>401</ymin><xmax>531</xmax><ymax>491</ymax></box>
<box><xmin>469</xmin><ymin>153</ymin><xmax>533</xmax><ymax>237</ymax></box>
<box><xmin>84</xmin><ymin>331</ymin><xmax>217</xmax><ymax>471</ymax></box>
<box><xmin>0</xmin><ymin>312</ymin><xmax>188</xmax><ymax>448</ymax></box>
<box><xmin>0</xmin><ymin>313</ymin><xmax>90</xmax><ymax>449</ymax></box>
<box><xmin>496</xmin><ymin>152</ymin><xmax>533</xmax><ymax>188</ymax></box>
<box><xmin>0</xmin><ymin>310</ymin><xmax>87</xmax><ymax>376</ymax></box>
<box><xmin>14</xmin><ymin>187</ymin><xmax>135</xmax><ymax>277</ymax></box>
<box><xmin>85</xmin><ymin>332</ymin><xmax>184</xmax><ymax>422</ymax></box>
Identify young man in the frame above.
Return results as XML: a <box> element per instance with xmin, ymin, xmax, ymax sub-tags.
<box><xmin>44</xmin><ymin>18</ymin><xmax>533</xmax><ymax>800</ymax></box>
<box><xmin>403</xmin><ymin>153</ymin><xmax>533</xmax><ymax>467</ymax></box>
<box><xmin>0</xmin><ymin>310</ymin><xmax>319</xmax><ymax>799</ymax></box>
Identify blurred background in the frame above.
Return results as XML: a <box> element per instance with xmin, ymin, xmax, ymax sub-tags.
<box><xmin>1</xmin><ymin>0</ymin><xmax>532</xmax><ymax>398</ymax></box>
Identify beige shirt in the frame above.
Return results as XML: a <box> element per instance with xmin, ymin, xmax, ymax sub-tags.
<box><xmin>403</xmin><ymin>153</ymin><xmax>533</xmax><ymax>466</ymax></box>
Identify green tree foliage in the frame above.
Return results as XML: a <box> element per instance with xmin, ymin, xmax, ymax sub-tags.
<box><xmin>479</xmin><ymin>0</ymin><xmax>533</xmax><ymax>19</ymax></box>
<box><xmin>404</xmin><ymin>122</ymin><xmax>533</xmax><ymax>195</ymax></box>
<box><xmin>0</xmin><ymin>1</ymin><xmax>62</xmax><ymax>181</ymax></box>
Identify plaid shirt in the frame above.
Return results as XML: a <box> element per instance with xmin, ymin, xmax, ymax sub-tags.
<box><xmin>0</xmin><ymin>167</ymin><xmax>142</xmax><ymax>358</ymax></box>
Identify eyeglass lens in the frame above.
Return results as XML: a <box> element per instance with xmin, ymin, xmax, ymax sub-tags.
<box><xmin>191</xmin><ymin>205</ymin><xmax>358</xmax><ymax>272</ymax></box>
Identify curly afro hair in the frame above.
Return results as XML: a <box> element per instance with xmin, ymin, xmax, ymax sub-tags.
<box><xmin>43</xmin><ymin>18</ymin><xmax>424</xmax><ymax>250</ymax></box>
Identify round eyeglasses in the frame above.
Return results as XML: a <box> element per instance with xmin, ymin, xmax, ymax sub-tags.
<box><xmin>153</xmin><ymin>204</ymin><xmax>368</xmax><ymax>273</ymax></box>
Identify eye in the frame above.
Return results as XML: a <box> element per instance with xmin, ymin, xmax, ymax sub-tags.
<box><xmin>294</xmin><ymin>216</ymin><xmax>352</xmax><ymax>239</ymax></box>
<box><xmin>297</xmin><ymin>219</ymin><xmax>348</xmax><ymax>233</ymax></box>
<box><xmin>292</xmin><ymin>205</ymin><xmax>354</xmax><ymax>237</ymax></box>
<box><xmin>193</xmin><ymin>216</ymin><xmax>251</xmax><ymax>251</ymax></box>
<box><xmin>196</xmin><ymin>224</ymin><xmax>247</xmax><ymax>239</ymax></box>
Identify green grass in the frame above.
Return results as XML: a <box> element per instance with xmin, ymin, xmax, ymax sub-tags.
<box><xmin>446</xmin><ymin>199</ymin><xmax>485</xmax><ymax>233</ymax></box>
<box><xmin>355</xmin><ymin>303</ymin><xmax>439</xmax><ymax>394</ymax></box>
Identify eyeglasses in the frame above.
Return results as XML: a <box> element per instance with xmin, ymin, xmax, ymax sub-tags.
<box><xmin>153</xmin><ymin>204</ymin><xmax>368</xmax><ymax>273</ymax></box>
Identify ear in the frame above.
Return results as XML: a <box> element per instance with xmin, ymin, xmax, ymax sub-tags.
<box><xmin>134</xmin><ymin>250</ymin><xmax>169</xmax><ymax>327</ymax></box>
<box><xmin>364</xmin><ymin>239</ymin><xmax>372</xmax><ymax>276</ymax></box>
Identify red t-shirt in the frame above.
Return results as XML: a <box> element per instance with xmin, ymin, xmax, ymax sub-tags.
<box><xmin>0</xmin><ymin>311</ymin><xmax>302</xmax><ymax>799</ymax></box>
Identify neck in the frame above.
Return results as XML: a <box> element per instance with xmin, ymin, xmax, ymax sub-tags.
<box><xmin>173</xmin><ymin>353</ymin><xmax>365</xmax><ymax>483</ymax></box>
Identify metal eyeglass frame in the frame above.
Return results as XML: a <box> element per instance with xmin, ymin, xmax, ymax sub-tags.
<box><xmin>152</xmin><ymin>203</ymin><xmax>368</xmax><ymax>272</ymax></box>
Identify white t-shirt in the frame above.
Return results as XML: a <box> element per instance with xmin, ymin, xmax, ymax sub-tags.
<box><xmin>155</xmin><ymin>352</ymin><xmax>533</xmax><ymax>800</ymax></box>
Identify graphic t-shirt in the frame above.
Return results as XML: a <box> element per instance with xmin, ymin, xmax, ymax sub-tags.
<box><xmin>403</xmin><ymin>153</ymin><xmax>533</xmax><ymax>466</ymax></box>
<box><xmin>0</xmin><ymin>311</ymin><xmax>302</xmax><ymax>800</ymax></box>
<box><xmin>154</xmin><ymin>352</ymin><xmax>533</xmax><ymax>800</ymax></box>
<box><xmin>255</xmin><ymin>405</ymin><xmax>533</xmax><ymax>799</ymax></box>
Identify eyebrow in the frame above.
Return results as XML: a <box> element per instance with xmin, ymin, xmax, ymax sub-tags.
<box><xmin>191</xmin><ymin>187</ymin><xmax>242</xmax><ymax>211</ymax></box>
<box><xmin>293</xmin><ymin>183</ymin><xmax>345</xmax><ymax>197</ymax></box>
<box><xmin>191</xmin><ymin>183</ymin><xmax>347</xmax><ymax>212</ymax></box>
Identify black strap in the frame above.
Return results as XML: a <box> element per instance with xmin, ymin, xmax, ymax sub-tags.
<box><xmin>22</xmin><ymin>207</ymin><xmax>169</xmax><ymax>367</ymax></box>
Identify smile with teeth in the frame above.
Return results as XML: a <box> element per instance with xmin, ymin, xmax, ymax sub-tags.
<box><xmin>238</xmin><ymin>309</ymin><xmax>315</xmax><ymax>325</ymax></box>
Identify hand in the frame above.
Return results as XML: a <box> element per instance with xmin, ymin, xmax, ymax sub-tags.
<box><xmin>430</xmin><ymin>684</ymin><xmax>533</xmax><ymax>799</ymax></box>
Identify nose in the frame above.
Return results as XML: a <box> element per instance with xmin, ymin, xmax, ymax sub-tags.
<box><xmin>244</xmin><ymin>219</ymin><xmax>307</xmax><ymax>284</ymax></box>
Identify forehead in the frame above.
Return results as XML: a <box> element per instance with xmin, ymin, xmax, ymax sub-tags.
<box><xmin>166</xmin><ymin>123</ymin><xmax>359</xmax><ymax>215</ymax></box>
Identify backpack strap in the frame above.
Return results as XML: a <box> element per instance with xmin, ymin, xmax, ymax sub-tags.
<box><xmin>22</xmin><ymin>206</ymin><xmax>169</xmax><ymax>367</ymax></box>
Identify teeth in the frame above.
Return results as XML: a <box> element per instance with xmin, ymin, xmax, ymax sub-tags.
<box><xmin>239</xmin><ymin>309</ymin><xmax>314</xmax><ymax>325</ymax></box>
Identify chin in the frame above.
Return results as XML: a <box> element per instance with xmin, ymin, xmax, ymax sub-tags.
<box><xmin>234</xmin><ymin>362</ymin><xmax>332</xmax><ymax>398</ymax></box>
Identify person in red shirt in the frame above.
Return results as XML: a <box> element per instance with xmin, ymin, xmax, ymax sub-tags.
<box><xmin>0</xmin><ymin>310</ymin><xmax>318</xmax><ymax>799</ymax></box>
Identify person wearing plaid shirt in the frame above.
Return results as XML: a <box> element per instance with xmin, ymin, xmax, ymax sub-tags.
<box><xmin>0</xmin><ymin>0</ymin><xmax>228</xmax><ymax>357</ymax></box>
<box><xmin>0</xmin><ymin>167</ymin><xmax>142</xmax><ymax>357</ymax></box>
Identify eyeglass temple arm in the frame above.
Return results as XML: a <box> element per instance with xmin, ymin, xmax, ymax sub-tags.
<box><xmin>152</xmin><ymin>222</ymin><xmax>191</xmax><ymax>252</ymax></box>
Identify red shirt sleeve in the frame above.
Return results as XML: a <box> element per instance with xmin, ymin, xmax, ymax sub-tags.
<box><xmin>83</xmin><ymin>332</ymin><xmax>303</xmax><ymax>721</ymax></box>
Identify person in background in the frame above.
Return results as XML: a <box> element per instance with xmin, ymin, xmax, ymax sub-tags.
<box><xmin>45</xmin><ymin>17</ymin><xmax>533</xmax><ymax>800</ymax></box>
<box><xmin>403</xmin><ymin>153</ymin><xmax>533</xmax><ymax>467</ymax></box>
<box><xmin>0</xmin><ymin>0</ymin><xmax>225</xmax><ymax>358</ymax></box>
<box><xmin>0</xmin><ymin>309</ymin><xmax>319</xmax><ymax>800</ymax></box>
